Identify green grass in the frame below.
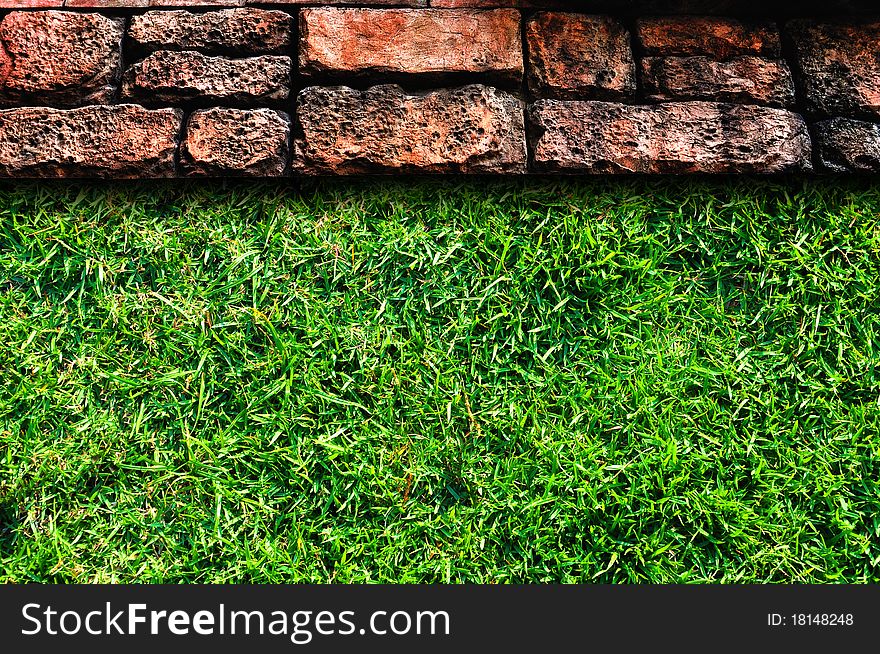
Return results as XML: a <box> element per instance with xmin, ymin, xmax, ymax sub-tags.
<box><xmin>0</xmin><ymin>179</ymin><xmax>878</xmax><ymax>583</ymax></box>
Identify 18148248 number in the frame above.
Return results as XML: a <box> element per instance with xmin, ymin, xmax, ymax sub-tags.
<box><xmin>768</xmin><ymin>613</ymin><xmax>854</xmax><ymax>627</ymax></box>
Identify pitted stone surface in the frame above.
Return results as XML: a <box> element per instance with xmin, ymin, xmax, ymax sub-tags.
<box><xmin>122</xmin><ymin>51</ymin><xmax>290</xmax><ymax>105</ymax></box>
<box><xmin>814</xmin><ymin>117</ymin><xmax>880</xmax><ymax>172</ymax></box>
<box><xmin>0</xmin><ymin>11</ymin><xmax>123</xmax><ymax>107</ymax></box>
<box><xmin>0</xmin><ymin>105</ymin><xmax>181</xmax><ymax>177</ymax></box>
<box><xmin>299</xmin><ymin>8</ymin><xmax>523</xmax><ymax>83</ymax></box>
<box><xmin>0</xmin><ymin>4</ymin><xmax>875</xmax><ymax>177</ymax></box>
<box><xmin>527</xmin><ymin>13</ymin><xmax>636</xmax><ymax>101</ymax></box>
<box><xmin>637</xmin><ymin>16</ymin><xmax>781</xmax><ymax>59</ymax></box>
<box><xmin>128</xmin><ymin>9</ymin><xmax>292</xmax><ymax>54</ymax></box>
<box><xmin>182</xmin><ymin>108</ymin><xmax>290</xmax><ymax>176</ymax></box>
<box><xmin>254</xmin><ymin>0</ymin><xmax>425</xmax><ymax>4</ymax></box>
<box><xmin>295</xmin><ymin>84</ymin><xmax>526</xmax><ymax>174</ymax></box>
<box><xmin>641</xmin><ymin>56</ymin><xmax>795</xmax><ymax>107</ymax></box>
<box><xmin>787</xmin><ymin>21</ymin><xmax>880</xmax><ymax>119</ymax></box>
<box><xmin>530</xmin><ymin>100</ymin><xmax>812</xmax><ymax>174</ymax></box>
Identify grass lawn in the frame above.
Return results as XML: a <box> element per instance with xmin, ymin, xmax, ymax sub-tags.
<box><xmin>0</xmin><ymin>179</ymin><xmax>878</xmax><ymax>583</ymax></box>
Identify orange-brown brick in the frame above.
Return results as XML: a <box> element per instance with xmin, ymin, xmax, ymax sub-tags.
<box><xmin>299</xmin><ymin>8</ymin><xmax>522</xmax><ymax>83</ymax></box>
<box><xmin>0</xmin><ymin>105</ymin><xmax>181</xmax><ymax>177</ymax></box>
<box><xmin>637</xmin><ymin>16</ymin><xmax>781</xmax><ymax>59</ymax></box>
<box><xmin>527</xmin><ymin>13</ymin><xmax>636</xmax><ymax>100</ymax></box>
<box><xmin>530</xmin><ymin>100</ymin><xmax>811</xmax><ymax>174</ymax></box>
<box><xmin>295</xmin><ymin>84</ymin><xmax>526</xmax><ymax>174</ymax></box>
<box><xmin>0</xmin><ymin>11</ymin><xmax>123</xmax><ymax>106</ymax></box>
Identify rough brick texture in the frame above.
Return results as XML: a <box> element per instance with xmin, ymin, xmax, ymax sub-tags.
<box><xmin>122</xmin><ymin>51</ymin><xmax>290</xmax><ymax>105</ymax></box>
<box><xmin>637</xmin><ymin>17</ymin><xmax>781</xmax><ymax>58</ymax></box>
<box><xmin>814</xmin><ymin>118</ymin><xmax>880</xmax><ymax>172</ymax></box>
<box><xmin>0</xmin><ymin>11</ymin><xmax>123</xmax><ymax>107</ymax></box>
<box><xmin>530</xmin><ymin>101</ymin><xmax>812</xmax><ymax>174</ymax></box>
<box><xmin>641</xmin><ymin>56</ymin><xmax>795</xmax><ymax>107</ymax></box>
<box><xmin>299</xmin><ymin>8</ymin><xmax>522</xmax><ymax>83</ymax></box>
<box><xmin>128</xmin><ymin>9</ymin><xmax>292</xmax><ymax>54</ymax></box>
<box><xmin>0</xmin><ymin>105</ymin><xmax>181</xmax><ymax>177</ymax></box>
<box><xmin>0</xmin><ymin>4</ymin><xmax>878</xmax><ymax>176</ymax></box>
<box><xmin>787</xmin><ymin>21</ymin><xmax>880</xmax><ymax>120</ymax></box>
<box><xmin>182</xmin><ymin>108</ymin><xmax>290</xmax><ymax>176</ymax></box>
<box><xmin>527</xmin><ymin>13</ymin><xmax>635</xmax><ymax>100</ymax></box>
<box><xmin>295</xmin><ymin>84</ymin><xmax>526</xmax><ymax>174</ymax></box>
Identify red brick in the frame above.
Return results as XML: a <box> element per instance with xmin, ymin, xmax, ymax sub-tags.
<box><xmin>430</xmin><ymin>1</ymin><xmax>516</xmax><ymax>5</ymax></box>
<box><xmin>637</xmin><ymin>17</ymin><xmax>781</xmax><ymax>59</ymax></box>
<box><xmin>0</xmin><ymin>0</ymin><xmax>63</xmax><ymax>7</ymax></box>
<box><xmin>641</xmin><ymin>56</ymin><xmax>795</xmax><ymax>107</ymax></box>
<box><xmin>122</xmin><ymin>51</ymin><xmax>290</xmax><ymax>106</ymax></box>
<box><xmin>299</xmin><ymin>8</ymin><xmax>522</xmax><ymax>83</ymax></box>
<box><xmin>0</xmin><ymin>105</ymin><xmax>181</xmax><ymax>178</ymax></box>
<box><xmin>65</xmin><ymin>0</ymin><xmax>148</xmax><ymax>7</ymax></box>
<box><xmin>129</xmin><ymin>9</ymin><xmax>292</xmax><ymax>55</ymax></box>
<box><xmin>295</xmin><ymin>84</ymin><xmax>526</xmax><ymax>174</ymax></box>
<box><xmin>251</xmin><ymin>0</ymin><xmax>425</xmax><ymax>4</ymax></box>
<box><xmin>182</xmin><ymin>108</ymin><xmax>290</xmax><ymax>176</ymax></box>
<box><xmin>530</xmin><ymin>100</ymin><xmax>811</xmax><ymax>174</ymax></box>
<box><xmin>0</xmin><ymin>11</ymin><xmax>123</xmax><ymax>107</ymax></box>
<box><xmin>149</xmin><ymin>0</ymin><xmax>243</xmax><ymax>6</ymax></box>
<box><xmin>787</xmin><ymin>21</ymin><xmax>880</xmax><ymax>119</ymax></box>
<box><xmin>527</xmin><ymin>13</ymin><xmax>635</xmax><ymax>100</ymax></box>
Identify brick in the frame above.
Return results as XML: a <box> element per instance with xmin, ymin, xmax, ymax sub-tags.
<box><xmin>637</xmin><ymin>17</ymin><xmax>781</xmax><ymax>58</ymax></box>
<box><xmin>299</xmin><ymin>8</ymin><xmax>522</xmax><ymax>83</ymax></box>
<box><xmin>251</xmin><ymin>0</ymin><xmax>425</xmax><ymax>5</ymax></box>
<box><xmin>787</xmin><ymin>21</ymin><xmax>880</xmax><ymax>119</ymax></box>
<box><xmin>0</xmin><ymin>0</ymin><xmax>864</xmax><ymax>8</ymax></box>
<box><xmin>129</xmin><ymin>9</ymin><xmax>292</xmax><ymax>55</ymax></box>
<box><xmin>295</xmin><ymin>84</ymin><xmax>526</xmax><ymax>174</ymax></box>
<box><xmin>814</xmin><ymin>117</ymin><xmax>880</xmax><ymax>172</ymax></box>
<box><xmin>0</xmin><ymin>105</ymin><xmax>181</xmax><ymax>178</ymax></box>
<box><xmin>182</xmin><ymin>108</ymin><xmax>289</xmax><ymax>176</ymax></box>
<box><xmin>65</xmin><ymin>0</ymin><xmax>148</xmax><ymax>7</ymax></box>
<box><xmin>0</xmin><ymin>11</ymin><xmax>123</xmax><ymax>107</ymax></box>
<box><xmin>149</xmin><ymin>0</ymin><xmax>243</xmax><ymax>6</ymax></box>
<box><xmin>529</xmin><ymin>100</ymin><xmax>811</xmax><ymax>174</ymax></box>
<box><xmin>431</xmin><ymin>1</ymin><xmax>518</xmax><ymax>5</ymax></box>
<box><xmin>641</xmin><ymin>56</ymin><xmax>795</xmax><ymax>107</ymax></box>
<box><xmin>527</xmin><ymin>13</ymin><xmax>635</xmax><ymax>101</ymax></box>
<box><xmin>122</xmin><ymin>51</ymin><xmax>290</xmax><ymax>106</ymax></box>
<box><xmin>0</xmin><ymin>0</ymin><xmax>63</xmax><ymax>7</ymax></box>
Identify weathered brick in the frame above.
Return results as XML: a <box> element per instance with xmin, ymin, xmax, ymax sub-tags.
<box><xmin>149</xmin><ymin>0</ymin><xmax>243</xmax><ymax>6</ymax></box>
<box><xmin>431</xmin><ymin>1</ymin><xmax>515</xmax><ymax>5</ymax></box>
<box><xmin>252</xmin><ymin>0</ymin><xmax>425</xmax><ymax>5</ymax></box>
<box><xmin>637</xmin><ymin>16</ymin><xmax>781</xmax><ymax>58</ymax></box>
<box><xmin>814</xmin><ymin>117</ymin><xmax>880</xmax><ymax>172</ymax></box>
<box><xmin>182</xmin><ymin>108</ymin><xmax>289</xmax><ymax>176</ymax></box>
<box><xmin>299</xmin><ymin>8</ymin><xmax>522</xmax><ymax>83</ymax></box>
<box><xmin>0</xmin><ymin>105</ymin><xmax>181</xmax><ymax>178</ymax></box>
<box><xmin>0</xmin><ymin>0</ymin><xmax>64</xmax><ymax>9</ymax></box>
<box><xmin>128</xmin><ymin>9</ymin><xmax>292</xmax><ymax>55</ymax></box>
<box><xmin>251</xmin><ymin>0</ymin><xmax>425</xmax><ymax>5</ymax></box>
<box><xmin>0</xmin><ymin>11</ymin><xmax>123</xmax><ymax>107</ymax></box>
<box><xmin>787</xmin><ymin>21</ymin><xmax>880</xmax><ymax>119</ymax></box>
<box><xmin>65</xmin><ymin>0</ymin><xmax>148</xmax><ymax>7</ymax></box>
<box><xmin>0</xmin><ymin>0</ymin><xmax>63</xmax><ymax>7</ymax></box>
<box><xmin>641</xmin><ymin>56</ymin><xmax>795</xmax><ymax>107</ymax></box>
<box><xmin>122</xmin><ymin>51</ymin><xmax>290</xmax><ymax>105</ymax></box>
<box><xmin>295</xmin><ymin>84</ymin><xmax>526</xmax><ymax>174</ymax></box>
<box><xmin>527</xmin><ymin>13</ymin><xmax>635</xmax><ymax>101</ymax></box>
<box><xmin>530</xmin><ymin>100</ymin><xmax>811</xmax><ymax>173</ymax></box>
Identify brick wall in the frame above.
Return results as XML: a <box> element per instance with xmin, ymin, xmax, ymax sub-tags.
<box><xmin>0</xmin><ymin>1</ymin><xmax>878</xmax><ymax>176</ymax></box>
